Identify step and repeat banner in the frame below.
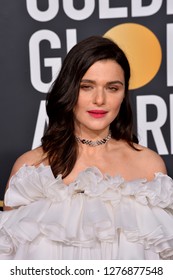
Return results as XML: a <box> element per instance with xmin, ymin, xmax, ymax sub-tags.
<box><xmin>0</xmin><ymin>0</ymin><xmax>173</xmax><ymax>202</ymax></box>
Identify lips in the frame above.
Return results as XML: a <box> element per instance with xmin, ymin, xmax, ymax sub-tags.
<box><xmin>87</xmin><ymin>110</ymin><xmax>108</xmax><ymax>118</ymax></box>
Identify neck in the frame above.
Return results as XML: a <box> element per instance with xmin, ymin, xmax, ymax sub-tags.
<box><xmin>75</xmin><ymin>130</ymin><xmax>111</xmax><ymax>147</ymax></box>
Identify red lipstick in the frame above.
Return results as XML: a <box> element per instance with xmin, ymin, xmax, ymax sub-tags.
<box><xmin>87</xmin><ymin>110</ymin><xmax>108</xmax><ymax>118</ymax></box>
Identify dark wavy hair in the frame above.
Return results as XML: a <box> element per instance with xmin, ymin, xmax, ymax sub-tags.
<box><xmin>41</xmin><ymin>35</ymin><xmax>138</xmax><ymax>178</ymax></box>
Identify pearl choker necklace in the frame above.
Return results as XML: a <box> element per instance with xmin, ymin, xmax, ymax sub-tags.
<box><xmin>75</xmin><ymin>131</ymin><xmax>111</xmax><ymax>146</ymax></box>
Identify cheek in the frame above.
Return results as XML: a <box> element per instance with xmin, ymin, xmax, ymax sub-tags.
<box><xmin>75</xmin><ymin>94</ymin><xmax>86</xmax><ymax>108</ymax></box>
<box><xmin>111</xmin><ymin>96</ymin><xmax>124</xmax><ymax>110</ymax></box>
<box><xmin>74</xmin><ymin>102</ymin><xmax>83</xmax><ymax>115</ymax></box>
<box><xmin>74</xmin><ymin>95</ymin><xmax>90</xmax><ymax>115</ymax></box>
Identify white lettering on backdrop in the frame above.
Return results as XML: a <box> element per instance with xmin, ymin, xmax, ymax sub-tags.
<box><xmin>29</xmin><ymin>30</ymin><xmax>61</xmax><ymax>93</ymax></box>
<box><xmin>29</xmin><ymin>29</ymin><xmax>77</xmax><ymax>93</ymax></box>
<box><xmin>137</xmin><ymin>95</ymin><xmax>169</xmax><ymax>155</ymax></box>
<box><xmin>167</xmin><ymin>24</ymin><xmax>173</xmax><ymax>87</ymax></box>
<box><xmin>26</xmin><ymin>0</ymin><xmax>173</xmax><ymax>21</ymax></box>
<box><xmin>131</xmin><ymin>0</ymin><xmax>162</xmax><ymax>17</ymax></box>
<box><xmin>26</xmin><ymin>0</ymin><xmax>59</xmax><ymax>21</ymax></box>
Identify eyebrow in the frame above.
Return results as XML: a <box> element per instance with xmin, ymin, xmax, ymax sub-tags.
<box><xmin>80</xmin><ymin>79</ymin><xmax>124</xmax><ymax>86</ymax></box>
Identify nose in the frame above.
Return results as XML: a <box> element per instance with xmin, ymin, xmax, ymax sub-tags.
<box><xmin>93</xmin><ymin>88</ymin><xmax>105</xmax><ymax>105</ymax></box>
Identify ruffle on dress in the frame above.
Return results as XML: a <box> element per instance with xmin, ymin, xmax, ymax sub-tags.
<box><xmin>0</xmin><ymin>164</ymin><xmax>173</xmax><ymax>259</ymax></box>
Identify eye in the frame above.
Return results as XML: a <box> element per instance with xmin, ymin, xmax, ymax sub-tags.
<box><xmin>108</xmin><ymin>86</ymin><xmax>118</xmax><ymax>92</ymax></box>
<box><xmin>80</xmin><ymin>84</ymin><xmax>93</xmax><ymax>91</ymax></box>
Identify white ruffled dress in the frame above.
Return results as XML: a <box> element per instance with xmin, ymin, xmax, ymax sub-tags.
<box><xmin>0</xmin><ymin>164</ymin><xmax>173</xmax><ymax>260</ymax></box>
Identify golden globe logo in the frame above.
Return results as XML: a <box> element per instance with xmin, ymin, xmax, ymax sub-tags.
<box><xmin>104</xmin><ymin>23</ymin><xmax>162</xmax><ymax>90</ymax></box>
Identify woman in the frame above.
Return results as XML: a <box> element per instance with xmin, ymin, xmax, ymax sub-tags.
<box><xmin>1</xmin><ymin>36</ymin><xmax>173</xmax><ymax>259</ymax></box>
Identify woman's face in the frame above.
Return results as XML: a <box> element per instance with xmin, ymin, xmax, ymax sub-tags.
<box><xmin>74</xmin><ymin>59</ymin><xmax>125</xmax><ymax>137</ymax></box>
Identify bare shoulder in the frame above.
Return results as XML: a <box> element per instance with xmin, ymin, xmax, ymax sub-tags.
<box><xmin>8</xmin><ymin>146</ymin><xmax>46</xmax><ymax>179</ymax></box>
<box><xmin>133</xmin><ymin>143</ymin><xmax>167</xmax><ymax>175</ymax></box>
